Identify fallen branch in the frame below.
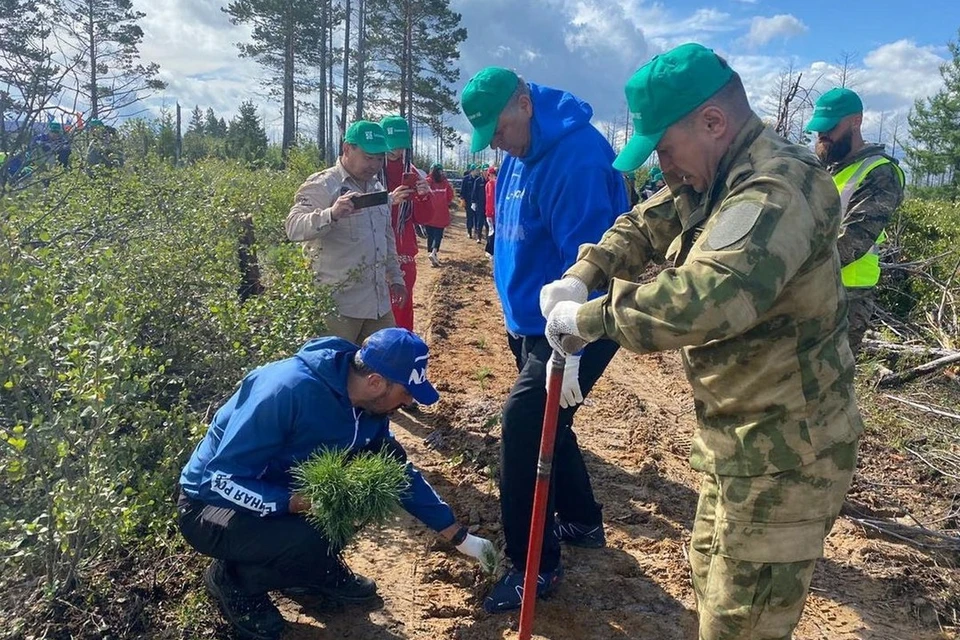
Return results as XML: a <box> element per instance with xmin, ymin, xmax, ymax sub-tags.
<box><xmin>905</xmin><ymin>446</ymin><xmax>960</xmax><ymax>482</ymax></box>
<box><xmin>883</xmin><ymin>394</ymin><xmax>960</xmax><ymax>422</ymax></box>
<box><xmin>847</xmin><ymin>516</ymin><xmax>960</xmax><ymax>552</ymax></box>
<box><xmin>863</xmin><ymin>339</ymin><xmax>958</xmax><ymax>359</ymax></box>
<box><xmin>876</xmin><ymin>352</ymin><xmax>960</xmax><ymax>387</ymax></box>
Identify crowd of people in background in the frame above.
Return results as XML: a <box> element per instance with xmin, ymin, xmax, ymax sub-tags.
<box><xmin>1</xmin><ymin>117</ymin><xmax>123</xmax><ymax>187</ymax></box>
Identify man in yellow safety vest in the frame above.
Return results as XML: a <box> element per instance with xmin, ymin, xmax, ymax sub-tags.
<box><xmin>805</xmin><ymin>87</ymin><xmax>905</xmax><ymax>356</ymax></box>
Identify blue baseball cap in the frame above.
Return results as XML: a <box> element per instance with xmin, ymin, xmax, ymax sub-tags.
<box><xmin>359</xmin><ymin>328</ymin><xmax>439</xmax><ymax>405</ymax></box>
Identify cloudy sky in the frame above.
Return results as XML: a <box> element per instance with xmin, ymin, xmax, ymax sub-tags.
<box><xmin>131</xmin><ymin>0</ymin><xmax>960</xmax><ymax>160</ymax></box>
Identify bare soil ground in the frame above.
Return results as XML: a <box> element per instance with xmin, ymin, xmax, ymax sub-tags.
<box><xmin>10</xmin><ymin>212</ymin><xmax>955</xmax><ymax>640</ymax></box>
<box><xmin>276</xmin><ymin>213</ymin><xmax>958</xmax><ymax>640</ymax></box>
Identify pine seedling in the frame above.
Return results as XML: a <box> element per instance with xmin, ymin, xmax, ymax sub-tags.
<box><xmin>292</xmin><ymin>447</ymin><xmax>410</xmax><ymax>550</ymax></box>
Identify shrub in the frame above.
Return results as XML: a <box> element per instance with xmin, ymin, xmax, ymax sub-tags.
<box><xmin>0</xmin><ymin>158</ymin><xmax>334</xmax><ymax>599</ymax></box>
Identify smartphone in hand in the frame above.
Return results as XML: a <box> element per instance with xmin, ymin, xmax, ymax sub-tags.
<box><xmin>402</xmin><ymin>172</ymin><xmax>419</xmax><ymax>188</ymax></box>
<box><xmin>350</xmin><ymin>190</ymin><xmax>389</xmax><ymax>209</ymax></box>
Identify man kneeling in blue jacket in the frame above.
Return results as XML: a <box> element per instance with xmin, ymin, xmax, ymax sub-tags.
<box><xmin>178</xmin><ymin>328</ymin><xmax>494</xmax><ymax>640</ymax></box>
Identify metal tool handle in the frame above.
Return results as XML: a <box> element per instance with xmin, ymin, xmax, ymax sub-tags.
<box><xmin>518</xmin><ymin>351</ymin><xmax>566</xmax><ymax>639</ymax></box>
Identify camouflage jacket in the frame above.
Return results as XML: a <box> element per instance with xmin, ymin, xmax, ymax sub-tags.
<box><xmin>566</xmin><ymin>115</ymin><xmax>863</xmax><ymax>476</ymax></box>
<box><xmin>828</xmin><ymin>143</ymin><xmax>904</xmax><ymax>269</ymax></box>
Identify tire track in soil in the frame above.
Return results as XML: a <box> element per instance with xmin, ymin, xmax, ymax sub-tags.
<box><xmin>278</xmin><ymin>212</ymin><xmax>953</xmax><ymax>640</ymax></box>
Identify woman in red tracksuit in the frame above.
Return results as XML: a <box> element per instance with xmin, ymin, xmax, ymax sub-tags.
<box><xmin>484</xmin><ymin>166</ymin><xmax>497</xmax><ymax>256</ymax></box>
<box><xmin>424</xmin><ymin>164</ymin><xmax>455</xmax><ymax>267</ymax></box>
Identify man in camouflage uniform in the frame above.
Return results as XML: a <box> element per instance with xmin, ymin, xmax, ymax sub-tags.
<box><xmin>805</xmin><ymin>88</ymin><xmax>906</xmax><ymax>356</ymax></box>
<box><xmin>539</xmin><ymin>43</ymin><xmax>863</xmax><ymax>639</ymax></box>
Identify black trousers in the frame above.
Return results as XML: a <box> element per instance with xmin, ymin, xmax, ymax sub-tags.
<box><xmin>177</xmin><ymin>491</ymin><xmax>338</xmax><ymax>595</ymax></box>
<box><xmin>425</xmin><ymin>225</ymin><xmax>445</xmax><ymax>252</ymax></box>
<box><xmin>177</xmin><ymin>438</ymin><xmax>407</xmax><ymax>595</ymax></box>
<box><xmin>500</xmin><ymin>333</ymin><xmax>618</xmax><ymax>573</ymax></box>
<box><xmin>465</xmin><ymin>206</ymin><xmax>476</xmax><ymax>234</ymax></box>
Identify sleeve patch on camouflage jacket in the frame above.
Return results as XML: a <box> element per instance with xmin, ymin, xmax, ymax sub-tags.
<box><xmin>701</xmin><ymin>201</ymin><xmax>763</xmax><ymax>251</ymax></box>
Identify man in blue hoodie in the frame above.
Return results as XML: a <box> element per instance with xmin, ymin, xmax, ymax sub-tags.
<box><xmin>178</xmin><ymin>328</ymin><xmax>495</xmax><ymax>640</ymax></box>
<box><xmin>460</xmin><ymin>67</ymin><xmax>628</xmax><ymax>613</ymax></box>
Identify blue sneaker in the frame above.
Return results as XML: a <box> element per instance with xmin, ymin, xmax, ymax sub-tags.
<box><xmin>554</xmin><ymin>517</ymin><xmax>606</xmax><ymax>548</ymax></box>
<box><xmin>483</xmin><ymin>564</ymin><xmax>563</xmax><ymax>613</ymax></box>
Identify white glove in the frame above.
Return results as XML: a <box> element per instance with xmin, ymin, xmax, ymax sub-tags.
<box><xmin>539</xmin><ymin>277</ymin><xmax>588</xmax><ymax>319</ymax></box>
<box><xmin>545</xmin><ymin>300</ymin><xmax>588</xmax><ymax>355</ymax></box>
<box><xmin>470</xmin><ymin>202</ymin><xmax>477</xmax><ymax>212</ymax></box>
<box><xmin>456</xmin><ymin>533</ymin><xmax>497</xmax><ymax>574</ymax></box>
<box><xmin>547</xmin><ymin>354</ymin><xmax>583</xmax><ymax>408</ymax></box>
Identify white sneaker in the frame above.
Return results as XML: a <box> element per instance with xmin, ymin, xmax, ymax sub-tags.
<box><xmin>429</xmin><ymin>251</ymin><xmax>440</xmax><ymax>267</ymax></box>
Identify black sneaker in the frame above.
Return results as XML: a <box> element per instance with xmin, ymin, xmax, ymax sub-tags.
<box><xmin>554</xmin><ymin>517</ymin><xmax>606</xmax><ymax>548</ymax></box>
<box><xmin>204</xmin><ymin>561</ymin><xmax>284</xmax><ymax>640</ymax></box>
<box><xmin>284</xmin><ymin>554</ymin><xmax>377</xmax><ymax>603</ymax></box>
<box><xmin>483</xmin><ymin>563</ymin><xmax>563</xmax><ymax>613</ymax></box>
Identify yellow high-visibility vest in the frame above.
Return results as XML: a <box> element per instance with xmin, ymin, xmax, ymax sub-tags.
<box><xmin>834</xmin><ymin>155</ymin><xmax>905</xmax><ymax>288</ymax></box>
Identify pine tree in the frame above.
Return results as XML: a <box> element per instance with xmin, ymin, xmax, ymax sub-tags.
<box><xmin>226</xmin><ymin>100</ymin><xmax>268</xmax><ymax>165</ymax></box>
<box><xmin>55</xmin><ymin>0</ymin><xmax>164</xmax><ymax>120</ymax></box>
<box><xmin>224</xmin><ymin>0</ymin><xmax>325</xmax><ymax>152</ymax></box>
<box><xmin>364</xmin><ymin>0</ymin><xmax>466</xmax><ymax>153</ymax></box>
<box><xmin>906</xmin><ymin>30</ymin><xmax>960</xmax><ymax>197</ymax></box>
<box><xmin>187</xmin><ymin>105</ymin><xmax>204</xmax><ymax>133</ymax></box>
<box><xmin>155</xmin><ymin>107</ymin><xmax>177</xmax><ymax>160</ymax></box>
<box><xmin>0</xmin><ymin>0</ymin><xmax>61</xmax><ymax>192</ymax></box>
<box><xmin>182</xmin><ymin>105</ymin><xmax>208</xmax><ymax>161</ymax></box>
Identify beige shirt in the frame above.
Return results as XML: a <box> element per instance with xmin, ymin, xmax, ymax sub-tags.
<box><xmin>285</xmin><ymin>159</ymin><xmax>403</xmax><ymax>320</ymax></box>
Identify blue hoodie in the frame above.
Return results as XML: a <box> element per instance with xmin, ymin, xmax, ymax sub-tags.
<box><xmin>179</xmin><ymin>338</ymin><xmax>456</xmax><ymax>532</ymax></box>
<box><xmin>494</xmin><ymin>83</ymin><xmax>629</xmax><ymax>336</ymax></box>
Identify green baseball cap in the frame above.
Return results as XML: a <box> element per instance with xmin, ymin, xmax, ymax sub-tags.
<box><xmin>804</xmin><ymin>88</ymin><xmax>862</xmax><ymax>133</ymax></box>
<box><xmin>614</xmin><ymin>43</ymin><xmax>734</xmax><ymax>172</ymax></box>
<box><xmin>344</xmin><ymin>120</ymin><xmax>390</xmax><ymax>154</ymax></box>
<box><xmin>380</xmin><ymin>115</ymin><xmax>412</xmax><ymax>150</ymax></box>
<box><xmin>430</xmin><ymin>162</ymin><xmax>443</xmax><ymax>170</ymax></box>
<box><xmin>461</xmin><ymin>67</ymin><xmax>519</xmax><ymax>153</ymax></box>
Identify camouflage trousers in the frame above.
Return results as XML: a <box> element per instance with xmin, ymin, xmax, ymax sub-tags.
<box><xmin>690</xmin><ymin>439</ymin><xmax>859</xmax><ymax>640</ymax></box>
<box><xmin>847</xmin><ymin>291</ymin><xmax>876</xmax><ymax>358</ymax></box>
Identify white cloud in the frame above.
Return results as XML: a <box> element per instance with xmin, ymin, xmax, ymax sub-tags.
<box><xmin>563</xmin><ymin>0</ymin><xmax>646</xmax><ymax>58</ymax></box>
<box><xmin>119</xmin><ymin>0</ymin><xmax>948</xmax><ymax>156</ymax></box>
<box><xmin>727</xmin><ymin>39</ymin><xmax>945</xmax><ymax>147</ymax></box>
<box><xmin>744</xmin><ymin>14</ymin><xmax>808</xmax><ymax>47</ymax></box>
<box><xmin>859</xmin><ymin>40</ymin><xmax>946</xmax><ymax>102</ymax></box>
<box><xmin>612</xmin><ymin>1</ymin><xmax>739</xmax><ymax>51</ymax></box>
<box><xmin>132</xmin><ymin>0</ymin><xmax>283</xmax><ymax>136</ymax></box>
<box><xmin>520</xmin><ymin>48</ymin><xmax>542</xmax><ymax>62</ymax></box>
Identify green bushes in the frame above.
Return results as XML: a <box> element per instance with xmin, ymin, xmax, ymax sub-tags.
<box><xmin>0</xmin><ymin>158</ymin><xmax>332</xmax><ymax>598</ymax></box>
<box><xmin>881</xmin><ymin>198</ymin><xmax>960</xmax><ymax>342</ymax></box>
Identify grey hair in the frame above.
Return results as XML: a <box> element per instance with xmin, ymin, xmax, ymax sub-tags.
<box><xmin>351</xmin><ymin>351</ymin><xmax>377</xmax><ymax>376</ymax></box>
<box><xmin>502</xmin><ymin>74</ymin><xmax>530</xmax><ymax>113</ymax></box>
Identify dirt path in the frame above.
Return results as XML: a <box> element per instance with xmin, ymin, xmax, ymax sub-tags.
<box><xmin>278</xmin><ymin>213</ymin><xmax>955</xmax><ymax>640</ymax></box>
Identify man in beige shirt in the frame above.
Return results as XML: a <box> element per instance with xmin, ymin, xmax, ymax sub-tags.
<box><xmin>285</xmin><ymin>121</ymin><xmax>415</xmax><ymax>344</ymax></box>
